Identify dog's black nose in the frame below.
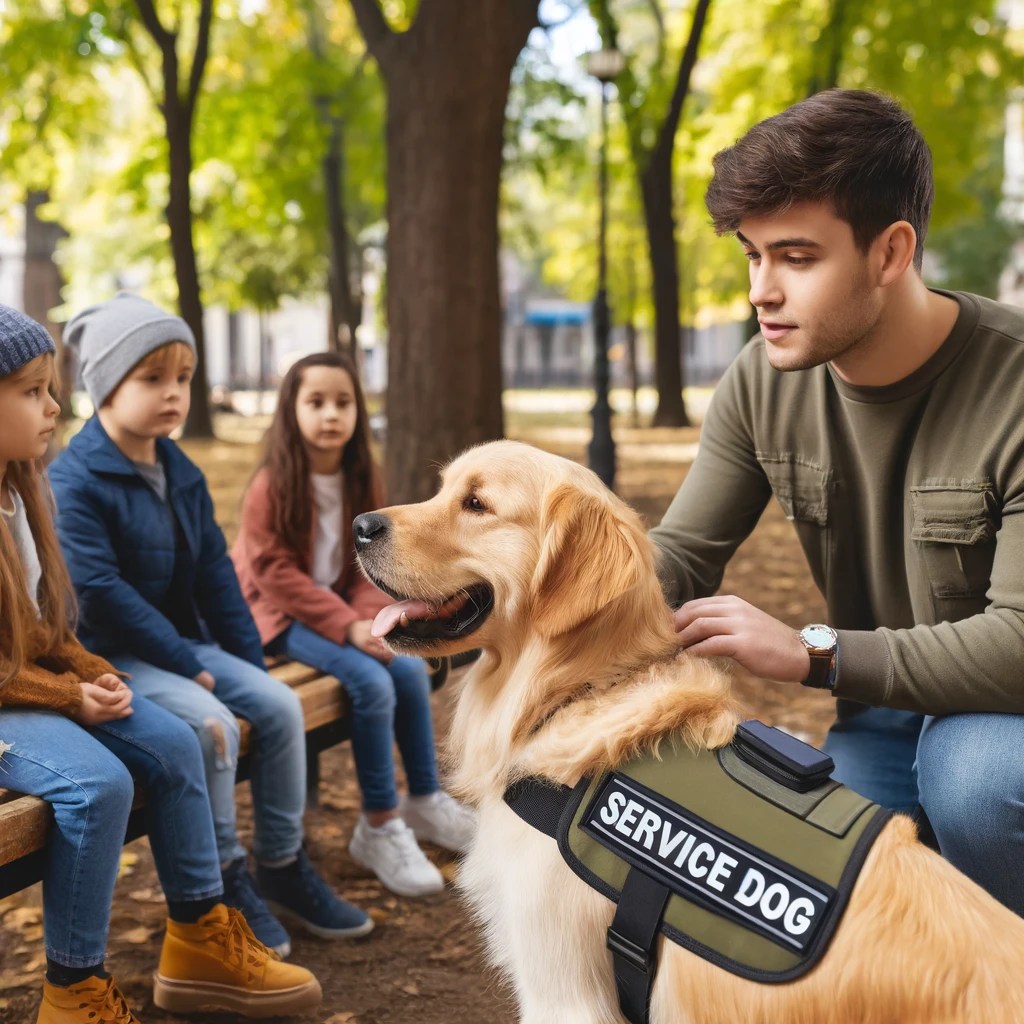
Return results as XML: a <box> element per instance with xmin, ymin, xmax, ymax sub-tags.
<box><xmin>353</xmin><ymin>512</ymin><xmax>390</xmax><ymax>550</ymax></box>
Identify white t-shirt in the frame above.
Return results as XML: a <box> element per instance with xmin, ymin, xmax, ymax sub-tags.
<box><xmin>310</xmin><ymin>472</ymin><xmax>344</xmax><ymax>589</ymax></box>
<box><xmin>1</xmin><ymin>485</ymin><xmax>42</xmax><ymax>612</ymax></box>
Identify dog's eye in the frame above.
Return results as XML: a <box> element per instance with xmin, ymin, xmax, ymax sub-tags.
<box><xmin>463</xmin><ymin>495</ymin><xmax>488</xmax><ymax>514</ymax></box>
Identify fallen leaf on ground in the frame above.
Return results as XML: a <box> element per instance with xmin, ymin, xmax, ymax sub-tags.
<box><xmin>117</xmin><ymin>926</ymin><xmax>155</xmax><ymax>944</ymax></box>
<box><xmin>118</xmin><ymin>852</ymin><xmax>138</xmax><ymax>879</ymax></box>
<box><xmin>367</xmin><ymin>907</ymin><xmax>388</xmax><ymax>925</ymax></box>
<box><xmin>0</xmin><ymin>998</ymin><xmax>9</xmax><ymax>1009</ymax></box>
<box><xmin>0</xmin><ymin>969</ymin><xmax>43</xmax><ymax>990</ymax></box>
<box><xmin>4</xmin><ymin>907</ymin><xmax>41</xmax><ymax>930</ymax></box>
<box><xmin>440</xmin><ymin>861</ymin><xmax>459</xmax><ymax>883</ymax></box>
<box><xmin>21</xmin><ymin>925</ymin><xmax>43</xmax><ymax>943</ymax></box>
<box><xmin>323</xmin><ymin>1013</ymin><xmax>357</xmax><ymax>1023</ymax></box>
<box><xmin>398</xmin><ymin>982</ymin><xmax>419</xmax><ymax>996</ymax></box>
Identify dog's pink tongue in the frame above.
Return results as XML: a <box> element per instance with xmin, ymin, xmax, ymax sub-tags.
<box><xmin>372</xmin><ymin>599</ymin><xmax>434</xmax><ymax>638</ymax></box>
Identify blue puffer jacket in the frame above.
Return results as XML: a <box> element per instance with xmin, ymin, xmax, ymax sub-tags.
<box><xmin>49</xmin><ymin>416</ymin><xmax>265</xmax><ymax>679</ymax></box>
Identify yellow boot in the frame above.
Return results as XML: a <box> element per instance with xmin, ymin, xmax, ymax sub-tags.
<box><xmin>36</xmin><ymin>976</ymin><xmax>139</xmax><ymax>1024</ymax></box>
<box><xmin>153</xmin><ymin>904</ymin><xmax>322</xmax><ymax>1018</ymax></box>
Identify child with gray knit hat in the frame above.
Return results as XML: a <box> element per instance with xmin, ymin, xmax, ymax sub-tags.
<box><xmin>50</xmin><ymin>293</ymin><xmax>372</xmax><ymax>959</ymax></box>
<box><xmin>65</xmin><ymin>291</ymin><xmax>196</xmax><ymax>410</ymax></box>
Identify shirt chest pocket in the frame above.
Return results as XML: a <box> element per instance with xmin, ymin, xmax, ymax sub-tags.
<box><xmin>757</xmin><ymin>454</ymin><xmax>831</xmax><ymax>587</ymax></box>
<box><xmin>910</xmin><ymin>484</ymin><xmax>997</xmax><ymax>620</ymax></box>
<box><xmin>757</xmin><ymin>454</ymin><xmax>830</xmax><ymax>526</ymax></box>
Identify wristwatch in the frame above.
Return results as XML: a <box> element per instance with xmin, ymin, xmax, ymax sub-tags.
<box><xmin>798</xmin><ymin>624</ymin><xmax>839</xmax><ymax>690</ymax></box>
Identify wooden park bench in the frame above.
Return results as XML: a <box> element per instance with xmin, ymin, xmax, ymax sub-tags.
<box><xmin>0</xmin><ymin>652</ymin><xmax>468</xmax><ymax>900</ymax></box>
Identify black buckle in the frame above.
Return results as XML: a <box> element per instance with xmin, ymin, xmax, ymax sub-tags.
<box><xmin>606</xmin><ymin>926</ymin><xmax>651</xmax><ymax>974</ymax></box>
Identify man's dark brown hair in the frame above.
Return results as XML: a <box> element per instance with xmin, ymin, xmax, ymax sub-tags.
<box><xmin>705</xmin><ymin>89</ymin><xmax>934</xmax><ymax>270</ymax></box>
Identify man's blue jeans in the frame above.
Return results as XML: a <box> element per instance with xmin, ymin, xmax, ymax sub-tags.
<box><xmin>0</xmin><ymin>697</ymin><xmax>222</xmax><ymax>967</ymax></box>
<box><xmin>823</xmin><ymin>706</ymin><xmax>1024</xmax><ymax>915</ymax></box>
<box><xmin>269</xmin><ymin>622</ymin><xmax>439</xmax><ymax>813</ymax></box>
<box><xmin>111</xmin><ymin>643</ymin><xmax>307</xmax><ymax>866</ymax></box>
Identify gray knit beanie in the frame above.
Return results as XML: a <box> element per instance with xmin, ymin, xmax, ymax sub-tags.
<box><xmin>65</xmin><ymin>292</ymin><xmax>196</xmax><ymax>407</ymax></box>
<box><xmin>0</xmin><ymin>305</ymin><xmax>56</xmax><ymax>378</ymax></box>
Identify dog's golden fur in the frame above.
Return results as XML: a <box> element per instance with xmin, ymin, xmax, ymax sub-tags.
<box><xmin>363</xmin><ymin>440</ymin><xmax>1024</xmax><ymax>1024</ymax></box>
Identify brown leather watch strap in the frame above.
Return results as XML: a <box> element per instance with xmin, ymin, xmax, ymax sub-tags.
<box><xmin>802</xmin><ymin>650</ymin><xmax>836</xmax><ymax>690</ymax></box>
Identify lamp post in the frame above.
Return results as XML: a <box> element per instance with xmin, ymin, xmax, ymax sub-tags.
<box><xmin>585</xmin><ymin>47</ymin><xmax>624</xmax><ymax>491</ymax></box>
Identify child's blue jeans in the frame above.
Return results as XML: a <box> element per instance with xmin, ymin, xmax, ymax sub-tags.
<box><xmin>269</xmin><ymin>622</ymin><xmax>439</xmax><ymax>812</ymax></box>
<box><xmin>0</xmin><ymin>697</ymin><xmax>222</xmax><ymax>967</ymax></box>
<box><xmin>110</xmin><ymin>642</ymin><xmax>307</xmax><ymax>866</ymax></box>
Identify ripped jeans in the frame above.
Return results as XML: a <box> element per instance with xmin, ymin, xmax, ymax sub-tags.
<box><xmin>110</xmin><ymin>643</ymin><xmax>306</xmax><ymax>865</ymax></box>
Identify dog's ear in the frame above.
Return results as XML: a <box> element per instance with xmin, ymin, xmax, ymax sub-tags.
<box><xmin>531</xmin><ymin>483</ymin><xmax>643</xmax><ymax>638</ymax></box>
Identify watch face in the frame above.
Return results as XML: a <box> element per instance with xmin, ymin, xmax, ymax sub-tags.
<box><xmin>802</xmin><ymin>625</ymin><xmax>837</xmax><ymax>651</ymax></box>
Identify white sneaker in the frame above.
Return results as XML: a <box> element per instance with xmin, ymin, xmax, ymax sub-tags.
<box><xmin>348</xmin><ymin>816</ymin><xmax>445</xmax><ymax>898</ymax></box>
<box><xmin>400</xmin><ymin>790</ymin><xmax>478</xmax><ymax>854</ymax></box>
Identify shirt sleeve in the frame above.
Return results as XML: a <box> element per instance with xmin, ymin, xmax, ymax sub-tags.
<box><xmin>240</xmin><ymin>475</ymin><xmax>364</xmax><ymax>647</ymax></box>
<box><xmin>649</xmin><ymin>351</ymin><xmax>773</xmax><ymax>606</ymax></box>
<box><xmin>834</xmin><ymin>480</ymin><xmax>1024</xmax><ymax>714</ymax></box>
<box><xmin>193</xmin><ymin>484</ymin><xmax>266</xmax><ymax>669</ymax></box>
<box><xmin>0</xmin><ymin>659</ymin><xmax>83</xmax><ymax>715</ymax></box>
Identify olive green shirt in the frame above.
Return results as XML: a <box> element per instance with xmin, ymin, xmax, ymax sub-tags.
<box><xmin>650</xmin><ymin>291</ymin><xmax>1024</xmax><ymax>716</ymax></box>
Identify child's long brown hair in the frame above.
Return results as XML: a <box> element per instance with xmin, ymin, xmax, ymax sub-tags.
<box><xmin>0</xmin><ymin>362</ymin><xmax>76</xmax><ymax>686</ymax></box>
<box><xmin>259</xmin><ymin>351</ymin><xmax>381</xmax><ymax>564</ymax></box>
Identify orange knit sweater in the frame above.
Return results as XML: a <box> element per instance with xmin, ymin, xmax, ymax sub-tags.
<box><xmin>0</xmin><ymin>630</ymin><xmax>120</xmax><ymax>715</ymax></box>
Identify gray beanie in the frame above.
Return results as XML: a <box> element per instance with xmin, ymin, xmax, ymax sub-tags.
<box><xmin>65</xmin><ymin>292</ymin><xmax>197</xmax><ymax>407</ymax></box>
<box><xmin>0</xmin><ymin>305</ymin><xmax>56</xmax><ymax>378</ymax></box>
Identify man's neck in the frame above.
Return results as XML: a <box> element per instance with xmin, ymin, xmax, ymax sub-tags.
<box><xmin>830</xmin><ymin>277</ymin><xmax>961</xmax><ymax>387</ymax></box>
<box><xmin>97</xmin><ymin>410</ymin><xmax>159</xmax><ymax>464</ymax></box>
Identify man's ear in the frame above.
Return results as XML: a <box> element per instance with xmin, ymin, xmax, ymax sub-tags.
<box><xmin>530</xmin><ymin>484</ymin><xmax>642</xmax><ymax>638</ymax></box>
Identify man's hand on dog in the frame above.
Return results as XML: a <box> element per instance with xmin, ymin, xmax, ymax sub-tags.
<box><xmin>674</xmin><ymin>596</ymin><xmax>811</xmax><ymax>683</ymax></box>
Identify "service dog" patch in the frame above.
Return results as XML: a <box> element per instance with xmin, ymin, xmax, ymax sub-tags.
<box><xmin>579</xmin><ymin>773</ymin><xmax>836</xmax><ymax>953</ymax></box>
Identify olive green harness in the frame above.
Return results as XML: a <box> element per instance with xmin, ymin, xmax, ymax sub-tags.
<box><xmin>504</xmin><ymin>721</ymin><xmax>890</xmax><ymax>1024</ymax></box>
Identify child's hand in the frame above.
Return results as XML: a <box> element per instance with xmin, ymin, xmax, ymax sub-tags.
<box><xmin>347</xmin><ymin>620</ymin><xmax>393</xmax><ymax>664</ymax></box>
<box><xmin>193</xmin><ymin>671</ymin><xmax>216</xmax><ymax>692</ymax></box>
<box><xmin>93</xmin><ymin>673</ymin><xmax>127</xmax><ymax>692</ymax></box>
<box><xmin>73</xmin><ymin>681</ymin><xmax>134</xmax><ymax>726</ymax></box>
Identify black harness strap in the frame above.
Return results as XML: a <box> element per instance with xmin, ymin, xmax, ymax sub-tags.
<box><xmin>608</xmin><ymin>868</ymin><xmax>671</xmax><ymax>1024</ymax></box>
<box><xmin>504</xmin><ymin>777</ymin><xmax>573</xmax><ymax>838</ymax></box>
<box><xmin>504</xmin><ymin>777</ymin><xmax>667</xmax><ymax>1024</ymax></box>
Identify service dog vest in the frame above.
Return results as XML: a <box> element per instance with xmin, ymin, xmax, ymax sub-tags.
<box><xmin>504</xmin><ymin>721</ymin><xmax>891</xmax><ymax>1024</ymax></box>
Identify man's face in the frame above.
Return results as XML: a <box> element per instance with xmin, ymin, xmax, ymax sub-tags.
<box><xmin>739</xmin><ymin>201</ymin><xmax>884</xmax><ymax>371</ymax></box>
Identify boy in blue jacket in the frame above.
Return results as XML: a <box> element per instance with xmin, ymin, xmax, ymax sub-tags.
<box><xmin>49</xmin><ymin>293</ymin><xmax>372</xmax><ymax>957</ymax></box>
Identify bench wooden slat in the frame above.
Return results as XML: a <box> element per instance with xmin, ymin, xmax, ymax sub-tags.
<box><xmin>0</xmin><ymin>796</ymin><xmax>50</xmax><ymax>865</ymax></box>
<box><xmin>268</xmin><ymin>662</ymin><xmax>322</xmax><ymax>687</ymax></box>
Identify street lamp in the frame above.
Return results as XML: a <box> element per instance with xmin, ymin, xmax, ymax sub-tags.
<box><xmin>585</xmin><ymin>47</ymin><xmax>625</xmax><ymax>491</ymax></box>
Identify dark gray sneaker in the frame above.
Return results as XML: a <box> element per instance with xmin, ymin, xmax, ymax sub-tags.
<box><xmin>258</xmin><ymin>848</ymin><xmax>375</xmax><ymax>939</ymax></box>
<box><xmin>220</xmin><ymin>856</ymin><xmax>292</xmax><ymax>958</ymax></box>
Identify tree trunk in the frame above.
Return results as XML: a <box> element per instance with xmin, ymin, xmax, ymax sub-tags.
<box><xmin>23</xmin><ymin>190</ymin><xmax>71</xmax><ymax>414</ymax></box>
<box><xmin>641</xmin><ymin>153</ymin><xmax>689</xmax><ymax>427</ymax></box>
<box><xmin>135</xmin><ymin>0</ymin><xmax>214</xmax><ymax>438</ymax></box>
<box><xmin>322</xmin><ymin>117</ymin><xmax>360</xmax><ymax>361</ymax></box>
<box><xmin>351</xmin><ymin>0</ymin><xmax>538</xmax><ymax>503</ymax></box>
<box><xmin>166</xmin><ymin>116</ymin><xmax>213</xmax><ymax>437</ymax></box>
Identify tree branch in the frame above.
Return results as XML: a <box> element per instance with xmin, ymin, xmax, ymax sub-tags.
<box><xmin>644</xmin><ymin>0</ymin><xmax>667</xmax><ymax>71</ymax></box>
<box><xmin>652</xmin><ymin>0</ymin><xmax>712</xmax><ymax>161</ymax></box>
<box><xmin>187</xmin><ymin>0</ymin><xmax>214</xmax><ymax>115</ymax></box>
<box><xmin>348</xmin><ymin>0</ymin><xmax>396</xmax><ymax>69</ymax></box>
<box><xmin>132</xmin><ymin>0</ymin><xmax>174</xmax><ymax>51</ymax></box>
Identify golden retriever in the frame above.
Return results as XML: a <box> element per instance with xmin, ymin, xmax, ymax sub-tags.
<box><xmin>354</xmin><ymin>440</ymin><xmax>1024</xmax><ymax>1024</ymax></box>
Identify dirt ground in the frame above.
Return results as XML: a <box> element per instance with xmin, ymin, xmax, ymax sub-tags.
<box><xmin>0</xmin><ymin>406</ymin><xmax>835</xmax><ymax>1024</ymax></box>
